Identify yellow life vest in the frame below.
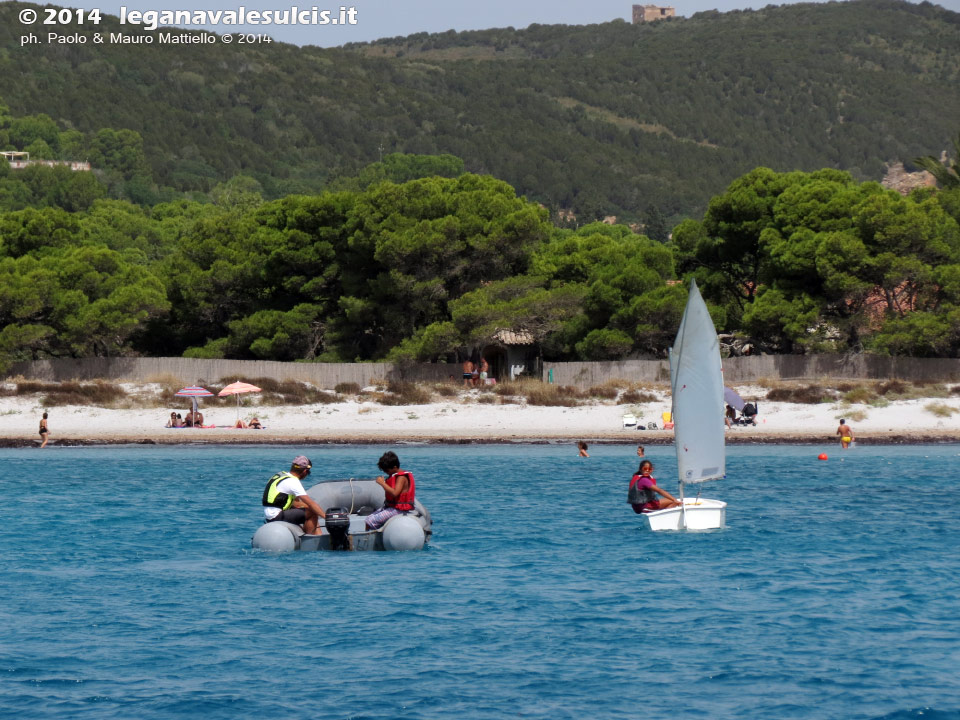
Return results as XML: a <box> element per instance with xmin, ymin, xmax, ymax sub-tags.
<box><xmin>262</xmin><ymin>472</ymin><xmax>297</xmax><ymax>510</ymax></box>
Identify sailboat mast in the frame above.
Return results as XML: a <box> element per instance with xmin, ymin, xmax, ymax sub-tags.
<box><xmin>679</xmin><ymin>480</ymin><xmax>687</xmax><ymax>529</ymax></box>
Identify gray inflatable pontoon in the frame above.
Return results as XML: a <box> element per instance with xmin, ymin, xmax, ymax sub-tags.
<box><xmin>251</xmin><ymin>478</ymin><xmax>432</xmax><ymax>552</ymax></box>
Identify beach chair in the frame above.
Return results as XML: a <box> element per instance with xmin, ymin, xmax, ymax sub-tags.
<box><xmin>622</xmin><ymin>413</ymin><xmax>638</xmax><ymax>429</ymax></box>
<box><xmin>662</xmin><ymin>411</ymin><xmax>675</xmax><ymax>430</ymax></box>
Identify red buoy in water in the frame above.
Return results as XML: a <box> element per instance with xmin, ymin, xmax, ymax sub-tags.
<box><xmin>818</xmin><ymin>453</ymin><xmax>828</xmax><ymax>461</ymax></box>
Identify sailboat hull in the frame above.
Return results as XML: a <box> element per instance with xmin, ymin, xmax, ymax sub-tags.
<box><xmin>644</xmin><ymin>498</ymin><xmax>726</xmax><ymax>531</ymax></box>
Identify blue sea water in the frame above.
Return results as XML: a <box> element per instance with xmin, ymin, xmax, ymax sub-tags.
<box><xmin>1</xmin><ymin>443</ymin><xmax>959</xmax><ymax>720</ymax></box>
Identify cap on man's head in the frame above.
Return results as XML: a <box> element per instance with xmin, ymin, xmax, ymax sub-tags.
<box><xmin>292</xmin><ymin>455</ymin><xmax>312</xmax><ymax>469</ymax></box>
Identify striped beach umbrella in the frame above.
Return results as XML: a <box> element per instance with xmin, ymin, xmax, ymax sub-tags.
<box><xmin>218</xmin><ymin>381</ymin><xmax>262</xmax><ymax>421</ymax></box>
<box><xmin>174</xmin><ymin>385</ymin><xmax>214</xmax><ymax>416</ymax></box>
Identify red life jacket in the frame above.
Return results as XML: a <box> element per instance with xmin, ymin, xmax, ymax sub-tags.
<box><xmin>385</xmin><ymin>470</ymin><xmax>415</xmax><ymax>511</ymax></box>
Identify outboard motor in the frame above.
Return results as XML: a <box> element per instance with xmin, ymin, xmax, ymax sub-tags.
<box><xmin>324</xmin><ymin>507</ymin><xmax>351</xmax><ymax>551</ymax></box>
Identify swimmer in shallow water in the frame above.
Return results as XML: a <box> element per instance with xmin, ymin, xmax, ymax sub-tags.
<box><xmin>39</xmin><ymin>412</ymin><xmax>49</xmax><ymax>448</ymax></box>
<box><xmin>837</xmin><ymin>419</ymin><xmax>854</xmax><ymax>449</ymax></box>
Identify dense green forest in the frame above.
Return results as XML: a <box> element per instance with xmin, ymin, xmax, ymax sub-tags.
<box><xmin>2</xmin><ymin>0</ymin><xmax>960</xmax><ymax>369</ymax></box>
<box><xmin>1</xmin><ymin>0</ymin><xmax>959</xmax><ymax>221</ymax></box>
<box><xmin>1</xmin><ymin>151</ymin><xmax>959</xmax><ymax>369</ymax></box>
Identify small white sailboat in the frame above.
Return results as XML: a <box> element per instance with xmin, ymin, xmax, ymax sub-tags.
<box><xmin>645</xmin><ymin>279</ymin><xmax>727</xmax><ymax>531</ymax></box>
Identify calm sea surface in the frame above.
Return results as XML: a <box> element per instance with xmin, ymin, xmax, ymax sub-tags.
<box><xmin>1</xmin><ymin>444</ymin><xmax>959</xmax><ymax>719</ymax></box>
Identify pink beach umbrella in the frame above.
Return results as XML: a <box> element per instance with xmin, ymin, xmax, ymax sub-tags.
<box><xmin>218</xmin><ymin>381</ymin><xmax>262</xmax><ymax>421</ymax></box>
<box><xmin>174</xmin><ymin>385</ymin><xmax>214</xmax><ymax>416</ymax></box>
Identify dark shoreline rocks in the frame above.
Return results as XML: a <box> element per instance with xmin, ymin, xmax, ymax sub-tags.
<box><xmin>3</xmin><ymin>434</ymin><xmax>957</xmax><ymax>448</ymax></box>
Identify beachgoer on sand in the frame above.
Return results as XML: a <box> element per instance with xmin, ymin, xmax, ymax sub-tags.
<box><xmin>166</xmin><ymin>412</ymin><xmax>178</xmax><ymax>428</ymax></box>
<box><xmin>837</xmin><ymin>419</ymin><xmax>854</xmax><ymax>449</ymax></box>
<box><xmin>627</xmin><ymin>460</ymin><xmax>680</xmax><ymax>514</ymax></box>
<box><xmin>725</xmin><ymin>404</ymin><xmax>737</xmax><ymax>428</ymax></box>
<box><xmin>39</xmin><ymin>412</ymin><xmax>49</xmax><ymax>448</ymax></box>
<box><xmin>463</xmin><ymin>359</ymin><xmax>474</xmax><ymax>388</ymax></box>
<box><xmin>366</xmin><ymin>451</ymin><xmax>416</xmax><ymax>530</ymax></box>
<box><xmin>262</xmin><ymin>455</ymin><xmax>326</xmax><ymax>535</ymax></box>
<box><xmin>249</xmin><ymin>417</ymin><xmax>262</xmax><ymax>429</ymax></box>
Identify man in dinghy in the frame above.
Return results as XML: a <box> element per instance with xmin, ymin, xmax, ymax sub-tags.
<box><xmin>627</xmin><ymin>460</ymin><xmax>681</xmax><ymax>514</ymax></box>
<box><xmin>365</xmin><ymin>451</ymin><xmax>416</xmax><ymax>530</ymax></box>
<box><xmin>262</xmin><ymin>455</ymin><xmax>327</xmax><ymax>535</ymax></box>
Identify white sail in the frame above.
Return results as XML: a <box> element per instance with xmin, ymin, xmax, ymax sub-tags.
<box><xmin>670</xmin><ymin>280</ymin><xmax>725</xmax><ymax>485</ymax></box>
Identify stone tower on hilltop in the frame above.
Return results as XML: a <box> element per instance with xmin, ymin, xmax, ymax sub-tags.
<box><xmin>633</xmin><ymin>4</ymin><xmax>676</xmax><ymax>23</ymax></box>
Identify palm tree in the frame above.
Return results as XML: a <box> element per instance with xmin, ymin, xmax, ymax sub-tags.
<box><xmin>914</xmin><ymin>133</ymin><xmax>960</xmax><ymax>188</ymax></box>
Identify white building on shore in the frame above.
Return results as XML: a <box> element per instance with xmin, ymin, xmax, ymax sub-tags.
<box><xmin>2</xmin><ymin>151</ymin><xmax>91</xmax><ymax>172</ymax></box>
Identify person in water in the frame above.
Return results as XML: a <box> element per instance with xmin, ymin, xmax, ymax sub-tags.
<box><xmin>577</xmin><ymin>441</ymin><xmax>590</xmax><ymax>457</ymax></box>
<box><xmin>39</xmin><ymin>412</ymin><xmax>49</xmax><ymax>448</ymax></box>
<box><xmin>837</xmin><ymin>419</ymin><xmax>854</xmax><ymax>449</ymax></box>
<box><xmin>262</xmin><ymin>455</ymin><xmax>326</xmax><ymax>535</ymax></box>
<box><xmin>637</xmin><ymin>445</ymin><xmax>645</xmax><ymax>458</ymax></box>
<box><xmin>365</xmin><ymin>451</ymin><xmax>416</xmax><ymax>530</ymax></box>
<box><xmin>627</xmin><ymin>459</ymin><xmax>681</xmax><ymax>514</ymax></box>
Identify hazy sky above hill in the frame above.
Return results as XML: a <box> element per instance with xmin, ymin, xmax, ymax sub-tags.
<box><xmin>9</xmin><ymin>0</ymin><xmax>959</xmax><ymax>46</ymax></box>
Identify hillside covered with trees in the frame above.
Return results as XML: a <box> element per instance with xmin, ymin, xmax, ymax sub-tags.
<box><xmin>2</xmin><ymin>0</ymin><xmax>960</xmax><ymax>370</ymax></box>
<box><xmin>1</xmin><ymin>0</ymin><xmax>959</xmax><ymax>222</ymax></box>
<box><xmin>1</xmin><ymin>154</ymin><xmax>959</xmax><ymax>370</ymax></box>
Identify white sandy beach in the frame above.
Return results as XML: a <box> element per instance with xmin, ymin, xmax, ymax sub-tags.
<box><xmin>2</xmin><ymin>383</ymin><xmax>959</xmax><ymax>445</ymax></box>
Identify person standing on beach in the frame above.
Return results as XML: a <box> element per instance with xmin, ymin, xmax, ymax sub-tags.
<box><xmin>262</xmin><ymin>455</ymin><xmax>326</xmax><ymax>535</ymax></box>
<box><xmin>39</xmin><ymin>412</ymin><xmax>49</xmax><ymax>448</ymax></box>
<box><xmin>463</xmin><ymin>359</ymin><xmax>475</xmax><ymax>388</ymax></box>
<box><xmin>479</xmin><ymin>357</ymin><xmax>490</xmax><ymax>385</ymax></box>
<box><xmin>837</xmin><ymin>419</ymin><xmax>854</xmax><ymax>449</ymax></box>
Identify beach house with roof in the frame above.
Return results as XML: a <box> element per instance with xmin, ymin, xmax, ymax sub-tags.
<box><xmin>478</xmin><ymin>329</ymin><xmax>539</xmax><ymax>382</ymax></box>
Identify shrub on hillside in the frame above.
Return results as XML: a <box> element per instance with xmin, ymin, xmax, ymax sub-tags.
<box><xmin>17</xmin><ymin>381</ymin><xmax>129</xmax><ymax>407</ymax></box>
<box><xmin>619</xmin><ymin>389</ymin><xmax>657</xmax><ymax>404</ymax></box>
<box><xmin>925</xmin><ymin>402</ymin><xmax>954</xmax><ymax>417</ymax></box>
<box><xmin>523</xmin><ymin>384</ymin><xmax>581</xmax><ymax>407</ymax></box>
<box><xmin>378</xmin><ymin>381</ymin><xmax>433</xmax><ymax>405</ymax></box>
<box><xmin>587</xmin><ymin>385</ymin><xmax>619</xmax><ymax>399</ymax></box>
<box><xmin>766</xmin><ymin>385</ymin><xmax>834</xmax><ymax>404</ymax></box>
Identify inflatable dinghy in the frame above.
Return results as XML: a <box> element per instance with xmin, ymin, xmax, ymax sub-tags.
<box><xmin>251</xmin><ymin>478</ymin><xmax>432</xmax><ymax>552</ymax></box>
